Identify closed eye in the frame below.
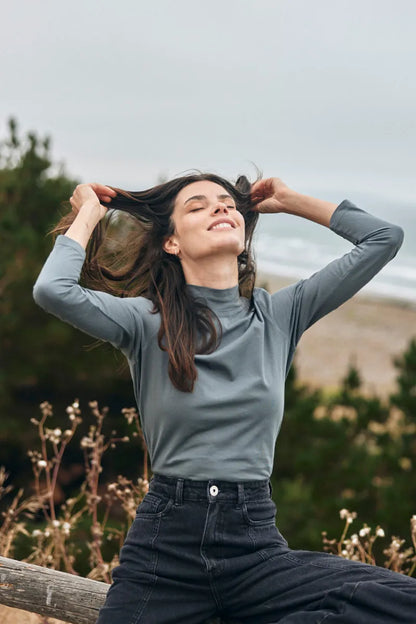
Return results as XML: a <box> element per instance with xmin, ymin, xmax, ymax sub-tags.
<box><xmin>190</xmin><ymin>205</ymin><xmax>236</xmax><ymax>212</ymax></box>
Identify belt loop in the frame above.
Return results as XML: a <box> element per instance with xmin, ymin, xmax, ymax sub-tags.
<box><xmin>175</xmin><ymin>478</ymin><xmax>184</xmax><ymax>506</ymax></box>
<box><xmin>237</xmin><ymin>483</ymin><xmax>244</xmax><ymax>506</ymax></box>
<box><xmin>268</xmin><ymin>480</ymin><xmax>273</xmax><ymax>498</ymax></box>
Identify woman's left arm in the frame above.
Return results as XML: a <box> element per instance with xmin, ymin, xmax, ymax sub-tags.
<box><xmin>251</xmin><ymin>178</ymin><xmax>404</xmax><ymax>357</ymax></box>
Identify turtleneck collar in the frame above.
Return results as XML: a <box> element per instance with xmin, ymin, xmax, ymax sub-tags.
<box><xmin>186</xmin><ymin>283</ymin><xmax>246</xmax><ymax>316</ymax></box>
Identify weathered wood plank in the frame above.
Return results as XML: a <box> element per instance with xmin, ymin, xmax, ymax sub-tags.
<box><xmin>0</xmin><ymin>556</ymin><xmax>226</xmax><ymax>623</ymax></box>
<box><xmin>0</xmin><ymin>556</ymin><xmax>108</xmax><ymax>624</ymax></box>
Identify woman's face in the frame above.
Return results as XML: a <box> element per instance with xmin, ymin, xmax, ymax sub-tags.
<box><xmin>164</xmin><ymin>180</ymin><xmax>246</xmax><ymax>262</ymax></box>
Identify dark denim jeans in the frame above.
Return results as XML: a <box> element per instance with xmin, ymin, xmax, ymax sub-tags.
<box><xmin>97</xmin><ymin>475</ymin><xmax>416</xmax><ymax>623</ymax></box>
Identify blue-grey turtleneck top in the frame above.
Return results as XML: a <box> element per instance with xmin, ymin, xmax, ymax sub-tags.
<box><xmin>33</xmin><ymin>200</ymin><xmax>404</xmax><ymax>480</ymax></box>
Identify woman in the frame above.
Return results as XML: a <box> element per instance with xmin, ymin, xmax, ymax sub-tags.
<box><xmin>33</xmin><ymin>173</ymin><xmax>416</xmax><ymax>623</ymax></box>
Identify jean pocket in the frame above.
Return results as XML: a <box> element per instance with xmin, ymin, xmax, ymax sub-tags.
<box><xmin>135</xmin><ymin>493</ymin><xmax>174</xmax><ymax>519</ymax></box>
<box><xmin>242</xmin><ymin>497</ymin><xmax>277</xmax><ymax>527</ymax></box>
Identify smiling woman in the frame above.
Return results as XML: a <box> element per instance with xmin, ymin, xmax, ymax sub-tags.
<box><xmin>48</xmin><ymin>173</ymin><xmax>259</xmax><ymax>393</ymax></box>
<box><xmin>33</xmin><ymin>171</ymin><xmax>416</xmax><ymax>623</ymax></box>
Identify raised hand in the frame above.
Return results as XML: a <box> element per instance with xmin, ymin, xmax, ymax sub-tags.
<box><xmin>66</xmin><ymin>183</ymin><xmax>117</xmax><ymax>248</ymax></box>
<box><xmin>250</xmin><ymin>177</ymin><xmax>290</xmax><ymax>214</ymax></box>
<box><xmin>69</xmin><ymin>183</ymin><xmax>117</xmax><ymax>220</ymax></box>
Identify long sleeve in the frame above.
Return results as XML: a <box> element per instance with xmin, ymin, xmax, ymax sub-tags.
<box><xmin>270</xmin><ymin>199</ymin><xmax>404</xmax><ymax>375</ymax></box>
<box><xmin>33</xmin><ymin>235</ymin><xmax>143</xmax><ymax>356</ymax></box>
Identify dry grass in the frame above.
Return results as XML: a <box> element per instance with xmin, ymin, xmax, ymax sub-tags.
<box><xmin>0</xmin><ymin>401</ymin><xmax>148</xmax><ymax>582</ymax></box>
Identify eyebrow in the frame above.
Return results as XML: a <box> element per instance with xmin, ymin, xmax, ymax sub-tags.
<box><xmin>183</xmin><ymin>193</ymin><xmax>235</xmax><ymax>206</ymax></box>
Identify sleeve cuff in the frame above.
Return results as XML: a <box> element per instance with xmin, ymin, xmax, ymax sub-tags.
<box><xmin>55</xmin><ymin>234</ymin><xmax>86</xmax><ymax>258</ymax></box>
<box><xmin>329</xmin><ymin>199</ymin><xmax>354</xmax><ymax>232</ymax></box>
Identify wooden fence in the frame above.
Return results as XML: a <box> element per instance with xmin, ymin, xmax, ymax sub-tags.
<box><xmin>0</xmin><ymin>556</ymin><xmax>108</xmax><ymax>623</ymax></box>
<box><xmin>0</xmin><ymin>556</ymin><xmax>225</xmax><ymax>623</ymax></box>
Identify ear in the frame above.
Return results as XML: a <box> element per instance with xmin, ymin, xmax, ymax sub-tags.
<box><xmin>163</xmin><ymin>235</ymin><xmax>180</xmax><ymax>256</ymax></box>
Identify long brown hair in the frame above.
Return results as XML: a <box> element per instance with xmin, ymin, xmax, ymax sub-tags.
<box><xmin>53</xmin><ymin>172</ymin><xmax>260</xmax><ymax>392</ymax></box>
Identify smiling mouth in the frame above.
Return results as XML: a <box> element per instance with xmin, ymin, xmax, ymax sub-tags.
<box><xmin>210</xmin><ymin>223</ymin><xmax>234</xmax><ymax>231</ymax></box>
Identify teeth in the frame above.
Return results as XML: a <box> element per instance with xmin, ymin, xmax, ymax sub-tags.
<box><xmin>211</xmin><ymin>223</ymin><xmax>233</xmax><ymax>230</ymax></box>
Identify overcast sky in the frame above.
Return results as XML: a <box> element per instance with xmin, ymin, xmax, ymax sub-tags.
<box><xmin>1</xmin><ymin>0</ymin><xmax>415</xmax><ymax>204</ymax></box>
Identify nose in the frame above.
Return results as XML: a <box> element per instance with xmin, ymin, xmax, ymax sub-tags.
<box><xmin>212</xmin><ymin>201</ymin><xmax>229</xmax><ymax>214</ymax></box>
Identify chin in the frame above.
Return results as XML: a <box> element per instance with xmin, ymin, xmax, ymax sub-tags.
<box><xmin>212</xmin><ymin>247</ymin><xmax>243</xmax><ymax>259</ymax></box>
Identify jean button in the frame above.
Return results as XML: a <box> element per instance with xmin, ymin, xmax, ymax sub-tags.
<box><xmin>209</xmin><ymin>485</ymin><xmax>219</xmax><ymax>497</ymax></box>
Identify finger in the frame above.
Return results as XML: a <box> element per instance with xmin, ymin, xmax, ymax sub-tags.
<box><xmin>250</xmin><ymin>186</ymin><xmax>262</xmax><ymax>200</ymax></box>
<box><xmin>252</xmin><ymin>198</ymin><xmax>275</xmax><ymax>213</ymax></box>
<box><xmin>90</xmin><ymin>183</ymin><xmax>117</xmax><ymax>196</ymax></box>
<box><xmin>250</xmin><ymin>180</ymin><xmax>263</xmax><ymax>195</ymax></box>
<box><xmin>251</xmin><ymin>189</ymin><xmax>263</xmax><ymax>200</ymax></box>
<box><xmin>96</xmin><ymin>190</ymin><xmax>115</xmax><ymax>201</ymax></box>
<box><xmin>250</xmin><ymin>180</ymin><xmax>267</xmax><ymax>200</ymax></box>
<box><xmin>251</xmin><ymin>192</ymin><xmax>265</xmax><ymax>204</ymax></box>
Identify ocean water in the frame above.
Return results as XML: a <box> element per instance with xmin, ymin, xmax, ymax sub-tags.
<box><xmin>254</xmin><ymin>192</ymin><xmax>416</xmax><ymax>305</ymax></box>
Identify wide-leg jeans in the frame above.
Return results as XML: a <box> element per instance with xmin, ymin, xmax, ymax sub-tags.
<box><xmin>97</xmin><ymin>474</ymin><xmax>416</xmax><ymax>623</ymax></box>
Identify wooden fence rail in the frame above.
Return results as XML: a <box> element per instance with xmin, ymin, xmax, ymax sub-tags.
<box><xmin>0</xmin><ymin>556</ymin><xmax>226</xmax><ymax>623</ymax></box>
<box><xmin>0</xmin><ymin>556</ymin><xmax>108</xmax><ymax>624</ymax></box>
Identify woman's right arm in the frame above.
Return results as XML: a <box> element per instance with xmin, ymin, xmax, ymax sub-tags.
<box><xmin>33</xmin><ymin>184</ymin><xmax>142</xmax><ymax>355</ymax></box>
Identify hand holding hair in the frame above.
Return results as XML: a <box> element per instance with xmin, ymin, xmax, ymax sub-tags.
<box><xmin>251</xmin><ymin>177</ymin><xmax>337</xmax><ymax>227</ymax></box>
<box><xmin>66</xmin><ymin>183</ymin><xmax>117</xmax><ymax>249</ymax></box>
<box><xmin>69</xmin><ymin>183</ymin><xmax>116</xmax><ymax>217</ymax></box>
<box><xmin>250</xmin><ymin>177</ymin><xmax>291</xmax><ymax>213</ymax></box>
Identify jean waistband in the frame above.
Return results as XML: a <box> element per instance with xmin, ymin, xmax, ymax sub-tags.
<box><xmin>150</xmin><ymin>473</ymin><xmax>272</xmax><ymax>504</ymax></box>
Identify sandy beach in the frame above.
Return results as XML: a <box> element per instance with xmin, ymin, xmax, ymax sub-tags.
<box><xmin>256</xmin><ymin>271</ymin><xmax>416</xmax><ymax>398</ymax></box>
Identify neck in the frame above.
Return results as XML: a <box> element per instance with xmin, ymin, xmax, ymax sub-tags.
<box><xmin>181</xmin><ymin>255</ymin><xmax>238</xmax><ymax>289</ymax></box>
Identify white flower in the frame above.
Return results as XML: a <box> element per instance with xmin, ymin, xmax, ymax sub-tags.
<box><xmin>359</xmin><ymin>527</ymin><xmax>371</xmax><ymax>537</ymax></box>
<box><xmin>37</xmin><ymin>460</ymin><xmax>47</xmax><ymax>468</ymax></box>
<box><xmin>52</xmin><ymin>520</ymin><xmax>60</xmax><ymax>527</ymax></box>
<box><xmin>62</xmin><ymin>522</ymin><xmax>71</xmax><ymax>535</ymax></box>
<box><xmin>32</xmin><ymin>529</ymin><xmax>42</xmax><ymax>537</ymax></box>
<box><xmin>339</xmin><ymin>509</ymin><xmax>357</xmax><ymax>523</ymax></box>
<box><xmin>376</xmin><ymin>528</ymin><xmax>385</xmax><ymax>537</ymax></box>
